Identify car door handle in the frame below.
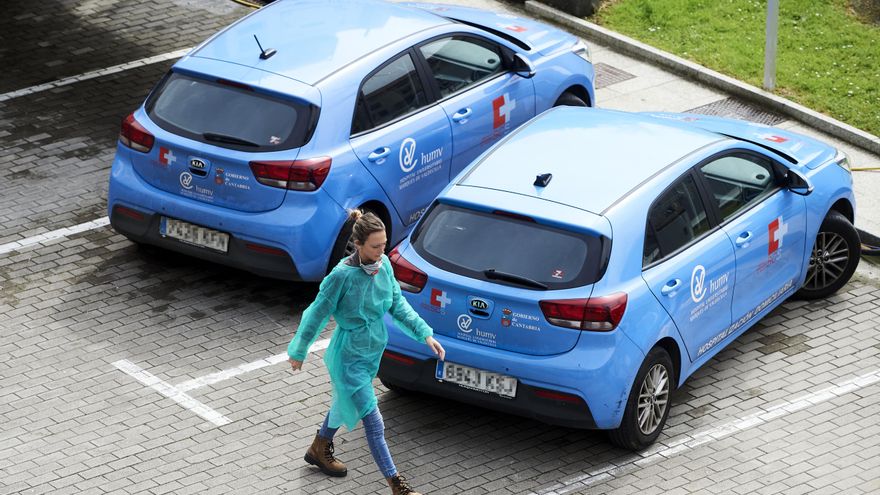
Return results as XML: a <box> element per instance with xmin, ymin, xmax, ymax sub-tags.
<box><xmin>367</xmin><ymin>147</ymin><xmax>391</xmax><ymax>162</ymax></box>
<box><xmin>452</xmin><ymin>108</ymin><xmax>472</xmax><ymax>123</ymax></box>
<box><xmin>660</xmin><ymin>279</ymin><xmax>682</xmax><ymax>296</ymax></box>
<box><xmin>735</xmin><ymin>231</ymin><xmax>753</xmax><ymax>248</ymax></box>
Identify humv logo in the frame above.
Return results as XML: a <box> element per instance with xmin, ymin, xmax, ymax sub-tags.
<box><xmin>399</xmin><ymin>138</ymin><xmax>418</xmax><ymax>173</ymax></box>
<box><xmin>421</xmin><ymin>148</ymin><xmax>442</xmax><ymax>163</ymax></box>
<box><xmin>691</xmin><ymin>265</ymin><xmax>707</xmax><ymax>303</ymax></box>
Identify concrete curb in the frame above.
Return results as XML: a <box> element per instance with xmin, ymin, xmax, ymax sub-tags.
<box><xmin>525</xmin><ymin>0</ymin><xmax>880</xmax><ymax>156</ymax></box>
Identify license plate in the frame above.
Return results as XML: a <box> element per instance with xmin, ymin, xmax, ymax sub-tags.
<box><xmin>435</xmin><ymin>361</ymin><xmax>517</xmax><ymax>399</ymax></box>
<box><xmin>160</xmin><ymin>217</ymin><xmax>229</xmax><ymax>253</ymax></box>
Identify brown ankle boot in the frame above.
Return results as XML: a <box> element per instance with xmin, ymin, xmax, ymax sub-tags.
<box><xmin>387</xmin><ymin>474</ymin><xmax>422</xmax><ymax>495</ymax></box>
<box><xmin>304</xmin><ymin>431</ymin><xmax>347</xmax><ymax>477</ymax></box>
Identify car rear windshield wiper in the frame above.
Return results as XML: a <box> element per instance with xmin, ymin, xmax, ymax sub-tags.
<box><xmin>483</xmin><ymin>269</ymin><xmax>548</xmax><ymax>290</ymax></box>
<box><xmin>203</xmin><ymin>132</ymin><xmax>260</xmax><ymax>147</ymax></box>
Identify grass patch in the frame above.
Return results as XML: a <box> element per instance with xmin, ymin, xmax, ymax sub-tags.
<box><xmin>592</xmin><ymin>0</ymin><xmax>880</xmax><ymax>136</ymax></box>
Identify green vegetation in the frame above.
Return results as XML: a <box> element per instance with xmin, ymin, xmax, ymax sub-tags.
<box><xmin>592</xmin><ymin>0</ymin><xmax>880</xmax><ymax>136</ymax></box>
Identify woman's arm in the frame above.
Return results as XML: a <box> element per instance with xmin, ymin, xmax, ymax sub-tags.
<box><xmin>388</xmin><ymin>271</ymin><xmax>432</xmax><ymax>342</ymax></box>
<box><xmin>287</xmin><ymin>271</ymin><xmax>345</xmax><ymax>363</ymax></box>
<box><xmin>387</xmin><ymin>266</ymin><xmax>445</xmax><ymax>360</ymax></box>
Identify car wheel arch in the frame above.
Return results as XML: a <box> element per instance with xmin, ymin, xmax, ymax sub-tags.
<box><xmin>654</xmin><ymin>337</ymin><xmax>682</xmax><ymax>388</ymax></box>
<box><xmin>555</xmin><ymin>85</ymin><xmax>591</xmax><ymax>107</ymax></box>
<box><xmin>359</xmin><ymin>200</ymin><xmax>392</xmax><ymax>243</ymax></box>
<box><xmin>829</xmin><ymin>198</ymin><xmax>854</xmax><ymax>224</ymax></box>
<box><xmin>326</xmin><ymin>200</ymin><xmax>393</xmax><ymax>274</ymax></box>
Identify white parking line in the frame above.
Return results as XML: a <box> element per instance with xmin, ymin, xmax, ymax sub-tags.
<box><xmin>113</xmin><ymin>359</ymin><xmax>231</xmax><ymax>427</ymax></box>
<box><xmin>175</xmin><ymin>338</ymin><xmax>331</xmax><ymax>392</ymax></box>
<box><xmin>0</xmin><ymin>48</ymin><xmax>192</xmax><ymax>102</ymax></box>
<box><xmin>114</xmin><ymin>338</ymin><xmax>330</xmax><ymax>426</ymax></box>
<box><xmin>0</xmin><ymin>217</ymin><xmax>110</xmax><ymax>256</ymax></box>
<box><xmin>533</xmin><ymin>367</ymin><xmax>880</xmax><ymax>495</ymax></box>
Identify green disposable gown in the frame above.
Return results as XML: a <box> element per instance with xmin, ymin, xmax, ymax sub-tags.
<box><xmin>287</xmin><ymin>254</ymin><xmax>432</xmax><ymax>430</ymax></box>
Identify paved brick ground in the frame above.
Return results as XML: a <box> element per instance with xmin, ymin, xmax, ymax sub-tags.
<box><xmin>1</xmin><ymin>228</ymin><xmax>878</xmax><ymax>495</ymax></box>
<box><xmin>0</xmin><ymin>0</ymin><xmax>245</xmax><ymax>93</ymax></box>
<box><xmin>1</xmin><ymin>0</ymin><xmax>879</xmax><ymax>494</ymax></box>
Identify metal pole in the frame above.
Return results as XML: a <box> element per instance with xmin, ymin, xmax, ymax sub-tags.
<box><xmin>764</xmin><ymin>0</ymin><xmax>780</xmax><ymax>91</ymax></box>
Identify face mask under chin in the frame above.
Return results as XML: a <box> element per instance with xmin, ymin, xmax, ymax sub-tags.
<box><xmin>360</xmin><ymin>258</ymin><xmax>382</xmax><ymax>276</ymax></box>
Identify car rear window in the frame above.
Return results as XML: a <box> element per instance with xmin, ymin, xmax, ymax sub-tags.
<box><xmin>412</xmin><ymin>204</ymin><xmax>605</xmax><ymax>290</ymax></box>
<box><xmin>146</xmin><ymin>72</ymin><xmax>314</xmax><ymax>151</ymax></box>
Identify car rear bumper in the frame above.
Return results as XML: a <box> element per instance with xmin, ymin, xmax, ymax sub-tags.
<box><xmin>378</xmin><ymin>350</ymin><xmax>597</xmax><ymax>429</ymax></box>
<box><xmin>381</xmin><ymin>315</ymin><xmax>645</xmax><ymax>430</ymax></box>
<box><xmin>108</xmin><ymin>150</ymin><xmax>345</xmax><ymax>281</ymax></box>
<box><xmin>110</xmin><ymin>205</ymin><xmax>301</xmax><ymax>280</ymax></box>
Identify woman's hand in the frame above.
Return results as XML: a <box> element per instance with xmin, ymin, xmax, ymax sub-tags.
<box><xmin>425</xmin><ymin>336</ymin><xmax>446</xmax><ymax>361</ymax></box>
<box><xmin>289</xmin><ymin>358</ymin><xmax>303</xmax><ymax>371</ymax></box>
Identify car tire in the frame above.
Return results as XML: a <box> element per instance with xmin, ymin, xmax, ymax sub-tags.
<box><xmin>379</xmin><ymin>377</ymin><xmax>408</xmax><ymax>395</ymax></box>
<box><xmin>796</xmin><ymin>210</ymin><xmax>861</xmax><ymax>300</ymax></box>
<box><xmin>553</xmin><ymin>91</ymin><xmax>588</xmax><ymax>107</ymax></box>
<box><xmin>608</xmin><ymin>347</ymin><xmax>674</xmax><ymax>450</ymax></box>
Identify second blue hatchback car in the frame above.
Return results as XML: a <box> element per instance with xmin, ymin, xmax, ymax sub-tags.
<box><xmin>380</xmin><ymin>107</ymin><xmax>860</xmax><ymax>449</ymax></box>
<box><xmin>108</xmin><ymin>0</ymin><xmax>595</xmax><ymax>281</ymax></box>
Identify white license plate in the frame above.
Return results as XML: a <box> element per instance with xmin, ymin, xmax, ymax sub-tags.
<box><xmin>160</xmin><ymin>217</ymin><xmax>229</xmax><ymax>253</ymax></box>
<box><xmin>435</xmin><ymin>361</ymin><xmax>517</xmax><ymax>399</ymax></box>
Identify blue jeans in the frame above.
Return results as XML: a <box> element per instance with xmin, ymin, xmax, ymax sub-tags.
<box><xmin>319</xmin><ymin>407</ymin><xmax>397</xmax><ymax>478</ymax></box>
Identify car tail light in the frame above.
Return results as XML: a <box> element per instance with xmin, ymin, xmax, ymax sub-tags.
<box><xmin>389</xmin><ymin>246</ymin><xmax>427</xmax><ymax>293</ymax></box>
<box><xmin>119</xmin><ymin>113</ymin><xmax>154</xmax><ymax>153</ymax></box>
<box><xmin>249</xmin><ymin>157</ymin><xmax>332</xmax><ymax>191</ymax></box>
<box><xmin>539</xmin><ymin>292</ymin><xmax>627</xmax><ymax>331</ymax></box>
<box><xmin>382</xmin><ymin>350</ymin><xmax>416</xmax><ymax>366</ymax></box>
<box><xmin>533</xmin><ymin>389</ymin><xmax>584</xmax><ymax>404</ymax></box>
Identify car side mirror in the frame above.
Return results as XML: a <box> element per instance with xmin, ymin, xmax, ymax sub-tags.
<box><xmin>512</xmin><ymin>53</ymin><xmax>536</xmax><ymax>79</ymax></box>
<box><xmin>786</xmin><ymin>169</ymin><xmax>813</xmax><ymax>196</ymax></box>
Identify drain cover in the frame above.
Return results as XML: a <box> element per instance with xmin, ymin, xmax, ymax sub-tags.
<box><xmin>686</xmin><ymin>97</ymin><xmax>786</xmax><ymax>126</ymax></box>
<box><xmin>594</xmin><ymin>63</ymin><xmax>636</xmax><ymax>89</ymax></box>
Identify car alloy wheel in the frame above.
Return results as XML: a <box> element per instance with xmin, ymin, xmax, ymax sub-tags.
<box><xmin>804</xmin><ymin>231</ymin><xmax>849</xmax><ymax>291</ymax></box>
<box><xmin>609</xmin><ymin>347</ymin><xmax>674</xmax><ymax>450</ymax></box>
<box><xmin>796</xmin><ymin>211</ymin><xmax>860</xmax><ymax>300</ymax></box>
<box><xmin>637</xmin><ymin>364</ymin><xmax>669</xmax><ymax>435</ymax></box>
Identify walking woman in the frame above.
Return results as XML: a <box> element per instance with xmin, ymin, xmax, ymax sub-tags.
<box><xmin>288</xmin><ymin>209</ymin><xmax>445</xmax><ymax>495</ymax></box>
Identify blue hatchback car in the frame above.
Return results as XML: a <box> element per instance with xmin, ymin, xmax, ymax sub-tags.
<box><xmin>108</xmin><ymin>0</ymin><xmax>595</xmax><ymax>281</ymax></box>
<box><xmin>380</xmin><ymin>107</ymin><xmax>860</xmax><ymax>449</ymax></box>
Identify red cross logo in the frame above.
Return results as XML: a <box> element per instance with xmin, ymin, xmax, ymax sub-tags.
<box><xmin>430</xmin><ymin>288</ymin><xmax>451</xmax><ymax>309</ymax></box>
<box><xmin>492</xmin><ymin>94</ymin><xmax>516</xmax><ymax>129</ymax></box>
<box><xmin>158</xmin><ymin>147</ymin><xmax>176</xmax><ymax>166</ymax></box>
<box><xmin>768</xmin><ymin>216</ymin><xmax>788</xmax><ymax>254</ymax></box>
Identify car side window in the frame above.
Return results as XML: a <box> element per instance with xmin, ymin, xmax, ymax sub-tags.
<box><xmin>419</xmin><ymin>36</ymin><xmax>504</xmax><ymax>98</ymax></box>
<box><xmin>352</xmin><ymin>53</ymin><xmax>428</xmax><ymax>134</ymax></box>
<box><xmin>699</xmin><ymin>154</ymin><xmax>777</xmax><ymax>221</ymax></box>
<box><xmin>643</xmin><ymin>174</ymin><xmax>711</xmax><ymax>266</ymax></box>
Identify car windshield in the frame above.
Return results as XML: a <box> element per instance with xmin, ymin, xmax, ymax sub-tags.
<box><xmin>412</xmin><ymin>204</ymin><xmax>604</xmax><ymax>290</ymax></box>
<box><xmin>146</xmin><ymin>72</ymin><xmax>313</xmax><ymax>150</ymax></box>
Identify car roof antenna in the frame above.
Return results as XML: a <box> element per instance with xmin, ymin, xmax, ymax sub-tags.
<box><xmin>253</xmin><ymin>35</ymin><xmax>276</xmax><ymax>60</ymax></box>
<box><xmin>534</xmin><ymin>173</ymin><xmax>552</xmax><ymax>187</ymax></box>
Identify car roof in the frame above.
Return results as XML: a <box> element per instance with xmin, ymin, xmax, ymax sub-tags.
<box><xmin>190</xmin><ymin>0</ymin><xmax>451</xmax><ymax>86</ymax></box>
<box><xmin>457</xmin><ymin>107</ymin><xmax>725</xmax><ymax>214</ymax></box>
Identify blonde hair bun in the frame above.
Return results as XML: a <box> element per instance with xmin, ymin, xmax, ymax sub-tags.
<box><xmin>347</xmin><ymin>209</ymin><xmax>363</xmax><ymax>222</ymax></box>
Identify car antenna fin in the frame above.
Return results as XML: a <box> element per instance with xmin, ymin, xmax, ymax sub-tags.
<box><xmin>253</xmin><ymin>34</ymin><xmax>276</xmax><ymax>60</ymax></box>
<box><xmin>534</xmin><ymin>173</ymin><xmax>552</xmax><ymax>187</ymax></box>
